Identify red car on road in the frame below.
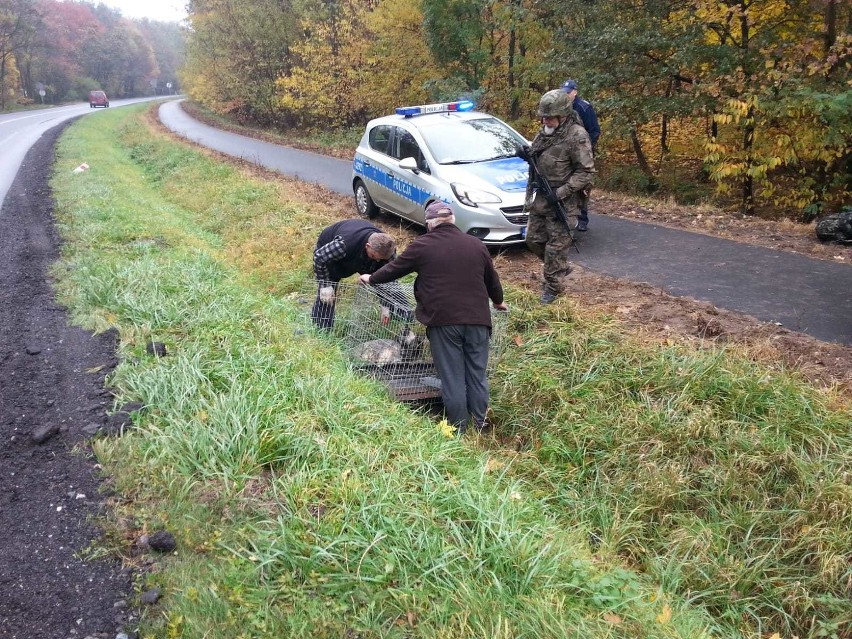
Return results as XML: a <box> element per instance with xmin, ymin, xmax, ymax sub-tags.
<box><xmin>88</xmin><ymin>90</ymin><xmax>109</xmax><ymax>108</ymax></box>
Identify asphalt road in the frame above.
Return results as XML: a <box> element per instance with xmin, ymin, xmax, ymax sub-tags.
<box><xmin>158</xmin><ymin>101</ymin><xmax>852</xmax><ymax>345</ymax></box>
<box><xmin>0</xmin><ymin>98</ymin><xmax>170</xmax><ymax>205</ymax></box>
<box><xmin>156</xmin><ymin>100</ymin><xmax>352</xmax><ymax>193</ymax></box>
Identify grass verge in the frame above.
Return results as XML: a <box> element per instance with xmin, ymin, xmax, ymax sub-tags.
<box><xmin>50</xmin><ymin>104</ymin><xmax>850</xmax><ymax>638</ymax></box>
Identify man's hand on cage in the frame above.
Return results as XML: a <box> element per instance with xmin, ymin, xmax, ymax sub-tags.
<box><xmin>319</xmin><ymin>286</ymin><xmax>335</xmax><ymax>304</ymax></box>
<box><xmin>380</xmin><ymin>306</ymin><xmax>391</xmax><ymax>326</ymax></box>
<box><xmin>358</xmin><ymin>274</ymin><xmax>372</xmax><ymax>286</ymax></box>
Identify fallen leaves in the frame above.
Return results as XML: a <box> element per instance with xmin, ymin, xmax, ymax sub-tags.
<box><xmin>437</xmin><ymin>419</ymin><xmax>455</xmax><ymax>438</ymax></box>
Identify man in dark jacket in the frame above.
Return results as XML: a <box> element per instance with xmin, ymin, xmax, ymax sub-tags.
<box><xmin>562</xmin><ymin>79</ymin><xmax>600</xmax><ymax>232</ymax></box>
<box><xmin>359</xmin><ymin>202</ymin><xmax>508</xmax><ymax>434</ymax></box>
<box><xmin>312</xmin><ymin>219</ymin><xmax>397</xmax><ymax>329</ymax></box>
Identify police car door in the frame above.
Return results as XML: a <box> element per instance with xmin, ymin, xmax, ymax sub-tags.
<box><xmin>359</xmin><ymin>124</ymin><xmax>395</xmax><ymax>211</ymax></box>
<box><xmin>390</xmin><ymin>127</ymin><xmax>434</xmax><ymax>223</ymax></box>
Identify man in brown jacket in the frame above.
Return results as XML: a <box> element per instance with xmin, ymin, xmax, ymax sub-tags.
<box><xmin>359</xmin><ymin>201</ymin><xmax>508</xmax><ymax>434</ymax></box>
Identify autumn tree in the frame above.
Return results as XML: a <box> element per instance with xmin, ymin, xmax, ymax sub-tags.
<box><xmin>183</xmin><ymin>0</ymin><xmax>298</xmax><ymax>123</ymax></box>
<box><xmin>477</xmin><ymin>0</ymin><xmax>556</xmax><ymax>126</ymax></box>
<box><xmin>355</xmin><ymin>0</ymin><xmax>437</xmax><ymax>117</ymax></box>
<box><xmin>25</xmin><ymin>0</ymin><xmax>103</xmax><ymax>101</ymax></box>
<box><xmin>547</xmin><ymin>0</ymin><xmax>704</xmax><ymax>191</ymax></box>
<box><xmin>136</xmin><ymin>19</ymin><xmax>187</xmax><ymax>95</ymax></box>
<box><xmin>699</xmin><ymin>0</ymin><xmax>851</xmax><ymax>216</ymax></box>
<box><xmin>0</xmin><ymin>0</ymin><xmax>40</xmax><ymax>108</ymax></box>
<box><xmin>421</xmin><ymin>0</ymin><xmax>487</xmax><ymax>93</ymax></box>
<box><xmin>276</xmin><ymin>0</ymin><xmax>377</xmax><ymax>126</ymax></box>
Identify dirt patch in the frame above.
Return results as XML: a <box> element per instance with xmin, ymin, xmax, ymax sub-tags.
<box><xmin>494</xmin><ymin>250</ymin><xmax>852</xmax><ymax>393</ymax></box>
<box><xmin>0</xmin><ymin>121</ymin><xmax>134</xmax><ymax>639</ymax></box>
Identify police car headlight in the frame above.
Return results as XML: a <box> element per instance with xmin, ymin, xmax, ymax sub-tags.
<box><xmin>451</xmin><ymin>183</ymin><xmax>503</xmax><ymax>208</ymax></box>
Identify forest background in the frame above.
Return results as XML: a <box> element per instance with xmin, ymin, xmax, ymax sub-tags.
<box><xmin>2</xmin><ymin>0</ymin><xmax>849</xmax><ymax>220</ymax></box>
<box><xmin>0</xmin><ymin>0</ymin><xmax>184</xmax><ymax>108</ymax></box>
<box><xmin>180</xmin><ymin>0</ymin><xmax>850</xmax><ymax>220</ymax></box>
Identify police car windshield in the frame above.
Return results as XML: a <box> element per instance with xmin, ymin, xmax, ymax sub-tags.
<box><xmin>420</xmin><ymin>117</ymin><xmax>526</xmax><ymax>164</ymax></box>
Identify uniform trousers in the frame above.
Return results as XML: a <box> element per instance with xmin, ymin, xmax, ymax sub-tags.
<box><xmin>526</xmin><ymin>213</ymin><xmax>575</xmax><ymax>294</ymax></box>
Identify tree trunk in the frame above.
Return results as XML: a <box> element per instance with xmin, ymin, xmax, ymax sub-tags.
<box><xmin>507</xmin><ymin>26</ymin><xmax>518</xmax><ymax>119</ymax></box>
<box><xmin>661</xmin><ymin>77</ymin><xmax>673</xmax><ymax>152</ymax></box>
<box><xmin>0</xmin><ymin>56</ymin><xmax>6</xmax><ymax>111</ymax></box>
<box><xmin>742</xmin><ymin>107</ymin><xmax>755</xmax><ymax>216</ymax></box>
<box><xmin>631</xmin><ymin>126</ymin><xmax>658</xmax><ymax>192</ymax></box>
<box><xmin>739</xmin><ymin>2</ymin><xmax>754</xmax><ymax>215</ymax></box>
<box><xmin>825</xmin><ymin>0</ymin><xmax>837</xmax><ymax>53</ymax></box>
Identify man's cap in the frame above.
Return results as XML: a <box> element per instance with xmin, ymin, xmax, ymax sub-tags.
<box><xmin>562</xmin><ymin>79</ymin><xmax>578</xmax><ymax>92</ymax></box>
<box><xmin>425</xmin><ymin>201</ymin><xmax>453</xmax><ymax>220</ymax></box>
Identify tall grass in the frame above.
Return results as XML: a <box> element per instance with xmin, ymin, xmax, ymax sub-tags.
<box><xmin>49</xmin><ymin>104</ymin><xmax>850</xmax><ymax>638</ymax></box>
<box><xmin>489</xmin><ymin>308</ymin><xmax>852</xmax><ymax>638</ymax></box>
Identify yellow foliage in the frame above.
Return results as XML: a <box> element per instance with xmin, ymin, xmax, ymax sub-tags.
<box><xmin>357</xmin><ymin>0</ymin><xmax>437</xmax><ymax>116</ymax></box>
<box><xmin>437</xmin><ymin>419</ymin><xmax>455</xmax><ymax>438</ymax></box>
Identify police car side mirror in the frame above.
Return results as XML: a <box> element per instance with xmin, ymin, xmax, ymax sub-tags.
<box><xmin>399</xmin><ymin>156</ymin><xmax>419</xmax><ymax>174</ymax></box>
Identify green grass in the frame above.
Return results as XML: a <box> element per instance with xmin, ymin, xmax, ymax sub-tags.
<box><xmin>0</xmin><ymin>100</ymin><xmax>68</xmax><ymax>114</ymax></box>
<box><xmin>488</xmin><ymin>317</ymin><xmax>851</xmax><ymax>637</ymax></box>
<box><xmin>50</xmin><ymin>104</ymin><xmax>850</xmax><ymax>639</ymax></box>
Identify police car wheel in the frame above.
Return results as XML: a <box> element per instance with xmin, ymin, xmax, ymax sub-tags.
<box><xmin>355</xmin><ymin>180</ymin><xmax>378</xmax><ymax>219</ymax></box>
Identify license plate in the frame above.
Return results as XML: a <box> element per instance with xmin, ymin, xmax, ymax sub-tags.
<box><xmin>520</xmin><ymin>226</ymin><xmax>527</xmax><ymax>238</ymax></box>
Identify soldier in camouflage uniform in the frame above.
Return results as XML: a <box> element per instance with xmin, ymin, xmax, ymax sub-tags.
<box><xmin>523</xmin><ymin>89</ymin><xmax>596</xmax><ymax>304</ymax></box>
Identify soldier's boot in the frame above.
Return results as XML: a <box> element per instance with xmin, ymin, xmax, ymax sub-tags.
<box><xmin>540</xmin><ymin>289</ymin><xmax>559</xmax><ymax>304</ymax></box>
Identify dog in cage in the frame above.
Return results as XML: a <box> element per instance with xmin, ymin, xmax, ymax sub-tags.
<box><xmin>352</xmin><ymin>324</ymin><xmax>428</xmax><ymax>367</ymax></box>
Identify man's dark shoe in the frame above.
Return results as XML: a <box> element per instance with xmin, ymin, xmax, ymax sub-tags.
<box><xmin>474</xmin><ymin>418</ymin><xmax>492</xmax><ymax>433</ymax></box>
<box><xmin>576</xmin><ymin>219</ymin><xmax>588</xmax><ymax>232</ymax></box>
<box><xmin>540</xmin><ymin>290</ymin><xmax>558</xmax><ymax>304</ymax></box>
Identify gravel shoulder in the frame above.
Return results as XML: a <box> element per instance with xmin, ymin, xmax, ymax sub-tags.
<box><xmin>0</xmin><ymin>122</ymin><xmax>133</xmax><ymax>639</ymax></box>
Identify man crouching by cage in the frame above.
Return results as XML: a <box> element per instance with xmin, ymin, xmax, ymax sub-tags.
<box><xmin>312</xmin><ymin>219</ymin><xmax>406</xmax><ymax>330</ymax></box>
<box><xmin>359</xmin><ymin>202</ymin><xmax>508</xmax><ymax>435</ymax></box>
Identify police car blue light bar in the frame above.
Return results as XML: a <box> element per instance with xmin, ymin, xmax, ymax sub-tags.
<box><xmin>395</xmin><ymin>100</ymin><xmax>475</xmax><ymax>117</ymax></box>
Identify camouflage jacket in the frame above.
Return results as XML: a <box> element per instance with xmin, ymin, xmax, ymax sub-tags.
<box><xmin>525</xmin><ymin>110</ymin><xmax>596</xmax><ymax>216</ymax></box>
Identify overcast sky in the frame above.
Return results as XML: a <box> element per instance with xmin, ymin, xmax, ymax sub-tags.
<box><xmin>94</xmin><ymin>0</ymin><xmax>188</xmax><ymax>23</ymax></box>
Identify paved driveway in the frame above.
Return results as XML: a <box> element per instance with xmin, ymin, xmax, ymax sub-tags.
<box><xmin>158</xmin><ymin>100</ymin><xmax>852</xmax><ymax>345</ymax></box>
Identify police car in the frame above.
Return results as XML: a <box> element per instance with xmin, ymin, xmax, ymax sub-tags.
<box><xmin>352</xmin><ymin>101</ymin><xmax>530</xmax><ymax>245</ymax></box>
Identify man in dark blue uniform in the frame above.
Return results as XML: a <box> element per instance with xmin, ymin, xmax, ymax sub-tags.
<box><xmin>562</xmin><ymin>79</ymin><xmax>600</xmax><ymax>232</ymax></box>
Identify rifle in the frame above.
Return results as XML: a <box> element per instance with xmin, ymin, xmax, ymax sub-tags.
<box><xmin>517</xmin><ymin>145</ymin><xmax>580</xmax><ymax>253</ymax></box>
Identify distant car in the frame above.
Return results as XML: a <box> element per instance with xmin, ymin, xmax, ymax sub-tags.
<box><xmin>352</xmin><ymin>101</ymin><xmax>530</xmax><ymax>245</ymax></box>
<box><xmin>88</xmin><ymin>90</ymin><xmax>109</xmax><ymax>108</ymax></box>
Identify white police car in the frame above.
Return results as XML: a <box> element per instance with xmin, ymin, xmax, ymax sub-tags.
<box><xmin>352</xmin><ymin>101</ymin><xmax>530</xmax><ymax>245</ymax></box>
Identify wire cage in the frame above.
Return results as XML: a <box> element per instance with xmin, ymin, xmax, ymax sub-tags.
<box><xmin>299</xmin><ymin>279</ymin><xmax>508</xmax><ymax>401</ymax></box>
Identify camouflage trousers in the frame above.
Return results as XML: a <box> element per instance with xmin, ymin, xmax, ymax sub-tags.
<box><xmin>526</xmin><ymin>212</ymin><xmax>574</xmax><ymax>295</ymax></box>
